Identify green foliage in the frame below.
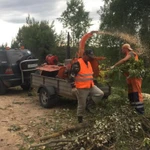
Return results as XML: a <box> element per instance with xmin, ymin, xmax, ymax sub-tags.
<box><xmin>58</xmin><ymin>0</ymin><xmax>92</xmax><ymax>46</ymax></box>
<box><xmin>0</xmin><ymin>44</ymin><xmax>5</xmax><ymax>49</ymax></box>
<box><xmin>98</xmin><ymin>0</ymin><xmax>150</xmax><ymax>56</ymax></box>
<box><xmin>104</xmin><ymin>58</ymin><xmax>147</xmax><ymax>80</ymax></box>
<box><xmin>99</xmin><ymin>0</ymin><xmax>150</xmax><ymax>34</ymax></box>
<box><xmin>96</xmin><ymin>62</ymin><xmax>122</xmax><ymax>86</ymax></box>
<box><xmin>11</xmin><ymin>15</ymin><xmax>58</xmax><ymax>63</ymax></box>
<box><xmin>96</xmin><ymin>56</ymin><xmax>150</xmax><ymax>94</ymax></box>
<box><xmin>91</xmin><ymin>88</ymin><xmax>150</xmax><ymax>149</ymax></box>
<box><xmin>118</xmin><ymin>58</ymin><xmax>145</xmax><ymax>78</ymax></box>
<box><xmin>142</xmin><ymin>138</ymin><xmax>150</xmax><ymax>148</ymax></box>
<box><xmin>96</xmin><ymin>46</ymin><xmax>121</xmax><ymax>64</ymax></box>
<box><xmin>96</xmin><ymin>69</ymin><xmax>115</xmax><ymax>86</ymax></box>
<box><xmin>60</xmin><ymin>88</ymin><xmax>150</xmax><ymax>150</ymax></box>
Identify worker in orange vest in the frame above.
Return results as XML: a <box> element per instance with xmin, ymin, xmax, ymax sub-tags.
<box><xmin>69</xmin><ymin>50</ymin><xmax>104</xmax><ymax>123</ymax></box>
<box><xmin>111</xmin><ymin>44</ymin><xmax>144</xmax><ymax>114</ymax></box>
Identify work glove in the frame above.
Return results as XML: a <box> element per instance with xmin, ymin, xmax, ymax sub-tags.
<box><xmin>71</xmin><ymin>88</ymin><xmax>79</xmax><ymax>96</ymax></box>
<box><xmin>110</xmin><ymin>65</ymin><xmax>115</xmax><ymax>69</ymax></box>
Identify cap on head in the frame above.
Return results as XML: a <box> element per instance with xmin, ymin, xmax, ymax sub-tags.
<box><xmin>122</xmin><ymin>44</ymin><xmax>133</xmax><ymax>51</ymax></box>
<box><xmin>84</xmin><ymin>49</ymin><xmax>95</xmax><ymax>58</ymax></box>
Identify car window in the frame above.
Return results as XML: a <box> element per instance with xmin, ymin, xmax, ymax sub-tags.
<box><xmin>7</xmin><ymin>50</ymin><xmax>24</xmax><ymax>64</ymax></box>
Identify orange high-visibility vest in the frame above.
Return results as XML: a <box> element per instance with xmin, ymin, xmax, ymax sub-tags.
<box><xmin>131</xmin><ymin>51</ymin><xmax>138</xmax><ymax>61</ymax></box>
<box><xmin>127</xmin><ymin>51</ymin><xmax>143</xmax><ymax>102</ymax></box>
<box><xmin>75</xmin><ymin>58</ymin><xmax>94</xmax><ymax>88</ymax></box>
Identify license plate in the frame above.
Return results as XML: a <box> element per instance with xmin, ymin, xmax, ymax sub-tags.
<box><xmin>28</xmin><ymin>64</ymin><xmax>38</xmax><ymax>68</ymax></box>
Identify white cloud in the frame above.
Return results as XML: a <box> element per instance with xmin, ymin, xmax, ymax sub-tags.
<box><xmin>0</xmin><ymin>0</ymin><xmax>104</xmax><ymax>47</ymax></box>
<box><xmin>0</xmin><ymin>20</ymin><xmax>24</xmax><ymax>46</ymax></box>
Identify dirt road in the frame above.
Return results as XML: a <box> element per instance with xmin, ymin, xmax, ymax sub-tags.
<box><xmin>0</xmin><ymin>87</ymin><xmax>77</xmax><ymax>150</ymax></box>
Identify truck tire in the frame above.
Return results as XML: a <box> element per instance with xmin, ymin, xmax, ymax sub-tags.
<box><xmin>39</xmin><ymin>87</ymin><xmax>58</xmax><ymax>108</ymax></box>
<box><xmin>0</xmin><ymin>80</ymin><xmax>7</xmax><ymax>95</ymax></box>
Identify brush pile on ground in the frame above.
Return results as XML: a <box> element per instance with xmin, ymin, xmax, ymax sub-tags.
<box><xmin>29</xmin><ymin>88</ymin><xmax>150</xmax><ymax>150</ymax></box>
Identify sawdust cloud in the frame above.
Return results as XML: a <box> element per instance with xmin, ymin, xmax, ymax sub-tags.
<box><xmin>97</xmin><ymin>31</ymin><xmax>146</xmax><ymax>55</ymax></box>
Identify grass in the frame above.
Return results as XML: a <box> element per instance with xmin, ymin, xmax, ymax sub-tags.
<box><xmin>12</xmin><ymin>83</ymin><xmax>150</xmax><ymax>150</ymax></box>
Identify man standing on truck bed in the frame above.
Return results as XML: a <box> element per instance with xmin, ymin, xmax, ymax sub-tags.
<box><xmin>69</xmin><ymin>50</ymin><xmax>104</xmax><ymax>123</ymax></box>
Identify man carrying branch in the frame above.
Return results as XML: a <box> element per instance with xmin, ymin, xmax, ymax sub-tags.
<box><xmin>111</xmin><ymin>44</ymin><xmax>144</xmax><ymax>114</ymax></box>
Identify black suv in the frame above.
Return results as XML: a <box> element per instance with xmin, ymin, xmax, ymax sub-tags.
<box><xmin>0</xmin><ymin>49</ymin><xmax>38</xmax><ymax>95</ymax></box>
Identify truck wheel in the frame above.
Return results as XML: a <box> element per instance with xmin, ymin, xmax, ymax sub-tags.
<box><xmin>39</xmin><ymin>88</ymin><xmax>58</xmax><ymax>108</ymax></box>
<box><xmin>0</xmin><ymin>80</ymin><xmax>7</xmax><ymax>95</ymax></box>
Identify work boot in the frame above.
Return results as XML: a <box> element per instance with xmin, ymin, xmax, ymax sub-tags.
<box><xmin>78</xmin><ymin>116</ymin><xmax>83</xmax><ymax>123</ymax></box>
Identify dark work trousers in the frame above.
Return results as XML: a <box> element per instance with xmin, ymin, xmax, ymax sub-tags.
<box><xmin>127</xmin><ymin>77</ymin><xmax>144</xmax><ymax>114</ymax></box>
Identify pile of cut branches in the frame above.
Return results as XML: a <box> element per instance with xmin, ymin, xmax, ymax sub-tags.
<box><xmin>29</xmin><ymin>88</ymin><xmax>150</xmax><ymax>150</ymax></box>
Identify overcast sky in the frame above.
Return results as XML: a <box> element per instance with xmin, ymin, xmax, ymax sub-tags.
<box><xmin>0</xmin><ymin>0</ymin><xmax>104</xmax><ymax>46</ymax></box>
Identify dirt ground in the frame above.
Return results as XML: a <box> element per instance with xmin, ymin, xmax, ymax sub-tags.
<box><xmin>0</xmin><ymin>87</ymin><xmax>78</xmax><ymax>150</ymax></box>
<box><xmin>1</xmin><ymin>87</ymin><xmax>150</xmax><ymax>150</ymax></box>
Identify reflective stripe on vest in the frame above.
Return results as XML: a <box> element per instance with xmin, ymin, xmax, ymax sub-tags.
<box><xmin>75</xmin><ymin>58</ymin><xmax>94</xmax><ymax>88</ymax></box>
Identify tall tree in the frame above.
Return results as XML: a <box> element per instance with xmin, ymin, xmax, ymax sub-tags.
<box><xmin>0</xmin><ymin>44</ymin><xmax>5</xmax><ymax>50</ymax></box>
<box><xmin>96</xmin><ymin>0</ymin><xmax>150</xmax><ymax>65</ymax></box>
<box><xmin>11</xmin><ymin>15</ymin><xmax>58</xmax><ymax>63</ymax></box>
<box><xmin>98</xmin><ymin>0</ymin><xmax>150</xmax><ymax>49</ymax></box>
<box><xmin>58</xmin><ymin>0</ymin><xmax>92</xmax><ymax>46</ymax></box>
